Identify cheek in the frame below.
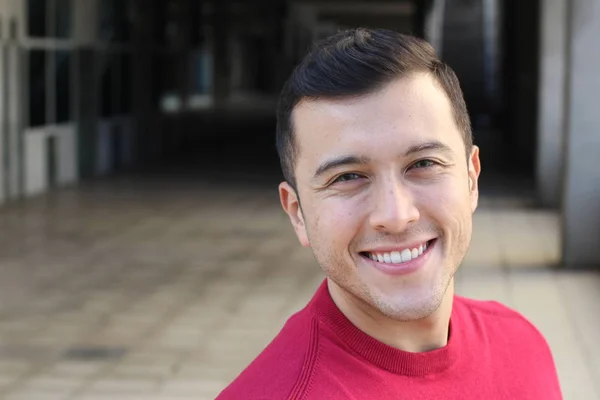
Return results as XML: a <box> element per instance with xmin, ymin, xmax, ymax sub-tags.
<box><xmin>311</xmin><ymin>198</ymin><xmax>364</xmax><ymax>243</ymax></box>
<box><xmin>414</xmin><ymin>179</ymin><xmax>472</xmax><ymax>225</ymax></box>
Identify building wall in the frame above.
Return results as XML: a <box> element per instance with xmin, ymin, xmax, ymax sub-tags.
<box><xmin>0</xmin><ymin>0</ymin><xmax>26</xmax><ymax>203</ymax></box>
<box><xmin>561</xmin><ymin>0</ymin><xmax>600</xmax><ymax>267</ymax></box>
<box><xmin>0</xmin><ymin>0</ymin><xmax>220</xmax><ymax>204</ymax></box>
<box><xmin>536</xmin><ymin>0</ymin><xmax>568</xmax><ymax>208</ymax></box>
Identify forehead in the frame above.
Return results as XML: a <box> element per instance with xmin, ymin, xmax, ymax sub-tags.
<box><xmin>291</xmin><ymin>73</ymin><xmax>462</xmax><ymax>169</ymax></box>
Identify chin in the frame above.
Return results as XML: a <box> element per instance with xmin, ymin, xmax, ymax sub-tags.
<box><xmin>367</xmin><ymin>285</ymin><xmax>447</xmax><ymax>322</ymax></box>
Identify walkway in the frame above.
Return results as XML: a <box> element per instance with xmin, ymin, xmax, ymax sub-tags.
<box><xmin>0</xmin><ymin>170</ymin><xmax>597</xmax><ymax>399</ymax></box>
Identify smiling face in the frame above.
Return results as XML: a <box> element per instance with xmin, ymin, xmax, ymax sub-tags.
<box><xmin>279</xmin><ymin>73</ymin><xmax>481</xmax><ymax>322</ymax></box>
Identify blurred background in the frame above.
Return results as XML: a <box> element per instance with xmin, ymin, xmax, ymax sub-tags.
<box><xmin>0</xmin><ymin>0</ymin><xmax>597</xmax><ymax>399</ymax></box>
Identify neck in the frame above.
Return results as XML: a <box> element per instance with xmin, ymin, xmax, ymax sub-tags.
<box><xmin>327</xmin><ymin>279</ymin><xmax>454</xmax><ymax>353</ymax></box>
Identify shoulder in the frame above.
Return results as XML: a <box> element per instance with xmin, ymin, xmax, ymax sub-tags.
<box><xmin>215</xmin><ymin>309</ymin><xmax>321</xmax><ymax>400</ymax></box>
<box><xmin>456</xmin><ymin>295</ymin><xmax>540</xmax><ymax>330</ymax></box>
<box><xmin>454</xmin><ymin>296</ymin><xmax>562</xmax><ymax>394</ymax></box>
<box><xmin>455</xmin><ymin>295</ymin><xmax>553</xmax><ymax>350</ymax></box>
<box><xmin>456</xmin><ymin>295</ymin><xmax>537</xmax><ymax>325</ymax></box>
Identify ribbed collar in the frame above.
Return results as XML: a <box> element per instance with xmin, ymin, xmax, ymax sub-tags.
<box><xmin>309</xmin><ymin>279</ymin><xmax>463</xmax><ymax>376</ymax></box>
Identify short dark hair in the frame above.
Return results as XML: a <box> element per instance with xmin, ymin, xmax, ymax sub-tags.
<box><xmin>275</xmin><ymin>28</ymin><xmax>472</xmax><ymax>188</ymax></box>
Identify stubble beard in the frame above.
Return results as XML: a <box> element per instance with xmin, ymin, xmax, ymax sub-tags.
<box><xmin>314</xmin><ymin>246</ymin><xmax>451</xmax><ymax>323</ymax></box>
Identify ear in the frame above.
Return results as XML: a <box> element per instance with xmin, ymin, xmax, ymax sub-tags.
<box><xmin>468</xmin><ymin>146</ymin><xmax>481</xmax><ymax>212</ymax></box>
<box><xmin>279</xmin><ymin>181</ymin><xmax>310</xmax><ymax>247</ymax></box>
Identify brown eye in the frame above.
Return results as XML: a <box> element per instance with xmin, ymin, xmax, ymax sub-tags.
<box><xmin>412</xmin><ymin>159</ymin><xmax>436</xmax><ymax>169</ymax></box>
<box><xmin>333</xmin><ymin>173</ymin><xmax>362</xmax><ymax>183</ymax></box>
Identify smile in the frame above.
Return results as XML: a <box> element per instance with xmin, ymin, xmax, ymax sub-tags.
<box><xmin>360</xmin><ymin>239</ymin><xmax>435</xmax><ymax>265</ymax></box>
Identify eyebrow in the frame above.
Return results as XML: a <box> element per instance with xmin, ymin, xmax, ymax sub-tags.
<box><xmin>405</xmin><ymin>141</ymin><xmax>454</xmax><ymax>157</ymax></box>
<box><xmin>312</xmin><ymin>140</ymin><xmax>454</xmax><ymax>180</ymax></box>
<box><xmin>313</xmin><ymin>155</ymin><xmax>371</xmax><ymax>180</ymax></box>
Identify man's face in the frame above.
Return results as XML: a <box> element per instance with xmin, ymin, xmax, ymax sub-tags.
<box><xmin>279</xmin><ymin>73</ymin><xmax>481</xmax><ymax>321</ymax></box>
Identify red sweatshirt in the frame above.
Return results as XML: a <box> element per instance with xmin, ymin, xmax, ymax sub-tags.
<box><xmin>216</xmin><ymin>280</ymin><xmax>563</xmax><ymax>400</ymax></box>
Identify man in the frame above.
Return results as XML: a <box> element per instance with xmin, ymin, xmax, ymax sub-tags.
<box><xmin>216</xmin><ymin>28</ymin><xmax>562</xmax><ymax>400</ymax></box>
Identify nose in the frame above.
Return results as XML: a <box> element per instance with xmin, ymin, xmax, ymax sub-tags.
<box><xmin>369</xmin><ymin>180</ymin><xmax>420</xmax><ymax>233</ymax></box>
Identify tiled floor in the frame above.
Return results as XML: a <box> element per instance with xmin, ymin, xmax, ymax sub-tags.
<box><xmin>0</xmin><ymin>172</ymin><xmax>598</xmax><ymax>399</ymax></box>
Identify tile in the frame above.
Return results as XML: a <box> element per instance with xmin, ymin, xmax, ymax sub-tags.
<box><xmin>0</xmin><ymin>361</ymin><xmax>34</xmax><ymax>375</ymax></box>
<box><xmin>555</xmin><ymin>272</ymin><xmax>600</xmax><ymax>391</ymax></box>
<box><xmin>85</xmin><ymin>377</ymin><xmax>160</xmax><ymax>393</ymax></box>
<box><xmin>13</xmin><ymin>374</ymin><xmax>86</xmax><ymax>399</ymax></box>
<box><xmin>46</xmin><ymin>361</ymin><xmax>108</xmax><ymax>377</ymax></box>
<box><xmin>0</xmin><ymin>176</ymin><xmax>594</xmax><ymax>399</ymax></box>
<box><xmin>0</xmin><ymin>374</ymin><xmax>22</xmax><ymax>389</ymax></box>
<box><xmin>160</xmin><ymin>378</ymin><xmax>229</xmax><ymax>396</ymax></box>
<box><xmin>76</xmin><ymin>394</ymin><xmax>154</xmax><ymax>400</ymax></box>
<box><xmin>4</xmin><ymin>389</ymin><xmax>75</xmax><ymax>400</ymax></box>
<box><xmin>111</xmin><ymin>362</ymin><xmax>177</xmax><ymax>379</ymax></box>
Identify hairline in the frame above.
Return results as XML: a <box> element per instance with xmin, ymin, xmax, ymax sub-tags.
<box><xmin>286</xmin><ymin>71</ymin><xmax>472</xmax><ymax>189</ymax></box>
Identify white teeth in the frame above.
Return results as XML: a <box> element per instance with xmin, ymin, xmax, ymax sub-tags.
<box><xmin>366</xmin><ymin>241</ymin><xmax>431</xmax><ymax>265</ymax></box>
<box><xmin>400</xmin><ymin>249</ymin><xmax>412</xmax><ymax>262</ymax></box>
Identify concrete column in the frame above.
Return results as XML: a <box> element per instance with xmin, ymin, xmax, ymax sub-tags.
<box><xmin>561</xmin><ymin>0</ymin><xmax>600</xmax><ymax>267</ymax></box>
<box><xmin>5</xmin><ymin>0</ymin><xmax>24</xmax><ymax>200</ymax></box>
<box><xmin>424</xmin><ymin>0</ymin><xmax>446</xmax><ymax>55</ymax></box>
<box><xmin>0</xmin><ymin>1</ymin><xmax>9</xmax><ymax>202</ymax></box>
<box><xmin>536</xmin><ymin>0</ymin><xmax>568</xmax><ymax>208</ymax></box>
<box><xmin>73</xmin><ymin>0</ymin><xmax>99</xmax><ymax>43</ymax></box>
